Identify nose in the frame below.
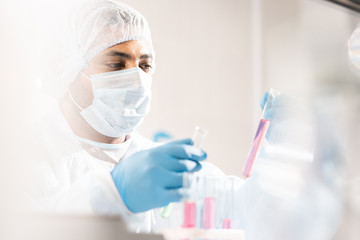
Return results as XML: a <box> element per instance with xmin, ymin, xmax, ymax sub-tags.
<box><xmin>126</xmin><ymin>60</ymin><xmax>138</xmax><ymax>69</ymax></box>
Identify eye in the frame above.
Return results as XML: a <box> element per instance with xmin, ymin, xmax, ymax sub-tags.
<box><xmin>106</xmin><ymin>62</ymin><xmax>126</xmax><ymax>70</ymax></box>
<box><xmin>139</xmin><ymin>63</ymin><xmax>153</xmax><ymax>73</ymax></box>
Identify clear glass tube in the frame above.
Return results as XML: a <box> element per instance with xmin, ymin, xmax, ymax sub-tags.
<box><xmin>182</xmin><ymin>172</ymin><xmax>199</xmax><ymax>228</ymax></box>
<box><xmin>203</xmin><ymin>197</ymin><xmax>216</xmax><ymax>229</ymax></box>
<box><xmin>201</xmin><ymin>176</ymin><xmax>221</xmax><ymax>229</ymax></box>
<box><xmin>192</xmin><ymin>126</ymin><xmax>208</xmax><ymax>148</ymax></box>
<box><xmin>182</xmin><ymin>126</ymin><xmax>208</xmax><ymax>228</ymax></box>
<box><xmin>243</xmin><ymin>89</ymin><xmax>280</xmax><ymax>178</ymax></box>
<box><xmin>222</xmin><ymin>177</ymin><xmax>235</xmax><ymax>229</ymax></box>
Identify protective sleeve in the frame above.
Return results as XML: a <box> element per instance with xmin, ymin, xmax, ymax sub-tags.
<box><xmin>27</xmin><ymin>95</ymin><xmax>154</xmax><ymax>232</ymax></box>
<box><xmin>27</xmin><ymin>158</ymin><xmax>152</xmax><ymax>233</ymax></box>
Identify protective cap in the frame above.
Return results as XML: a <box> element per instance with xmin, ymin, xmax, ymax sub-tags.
<box><xmin>73</xmin><ymin>0</ymin><xmax>154</xmax><ymax>64</ymax></box>
<box><xmin>54</xmin><ymin>0</ymin><xmax>154</xmax><ymax>98</ymax></box>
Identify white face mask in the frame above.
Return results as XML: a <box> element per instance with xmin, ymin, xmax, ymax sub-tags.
<box><xmin>70</xmin><ymin>67</ymin><xmax>152</xmax><ymax>138</ymax></box>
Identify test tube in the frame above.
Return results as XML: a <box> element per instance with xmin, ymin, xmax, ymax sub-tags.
<box><xmin>192</xmin><ymin>126</ymin><xmax>208</xmax><ymax>147</ymax></box>
<box><xmin>182</xmin><ymin>173</ymin><xmax>197</xmax><ymax>228</ymax></box>
<box><xmin>222</xmin><ymin>177</ymin><xmax>234</xmax><ymax>229</ymax></box>
<box><xmin>202</xmin><ymin>176</ymin><xmax>221</xmax><ymax>229</ymax></box>
<box><xmin>182</xmin><ymin>126</ymin><xmax>208</xmax><ymax>228</ymax></box>
<box><xmin>182</xmin><ymin>201</ymin><xmax>196</xmax><ymax>228</ymax></box>
<box><xmin>203</xmin><ymin>197</ymin><xmax>216</xmax><ymax>229</ymax></box>
<box><xmin>243</xmin><ymin>89</ymin><xmax>280</xmax><ymax>178</ymax></box>
<box><xmin>162</xmin><ymin>127</ymin><xmax>208</xmax><ymax>219</ymax></box>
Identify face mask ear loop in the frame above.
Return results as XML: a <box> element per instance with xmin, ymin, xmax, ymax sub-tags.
<box><xmin>79</xmin><ymin>71</ymin><xmax>91</xmax><ymax>80</ymax></box>
<box><xmin>67</xmin><ymin>71</ymin><xmax>91</xmax><ymax>111</ymax></box>
<box><xmin>68</xmin><ymin>89</ymin><xmax>85</xmax><ymax>111</ymax></box>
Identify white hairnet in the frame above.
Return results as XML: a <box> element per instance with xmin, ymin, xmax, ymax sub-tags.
<box><xmin>72</xmin><ymin>0</ymin><xmax>154</xmax><ymax>65</ymax></box>
<box><xmin>46</xmin><ymin>0</ymin><xmax>155</xmax><ymax>99</ymax></box>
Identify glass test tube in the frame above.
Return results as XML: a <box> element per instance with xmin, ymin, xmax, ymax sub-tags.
<box><xmin>202</xmin><ymin>176</ymin><xmax>220</xmax><ymax>229</ymax></box>
<box><xmin>192</xmin><ymin>126</ymin><xmax>208</xmax><ymax>147</ymax></box>
<box><xmin>203</xmin><ymin>197</ymin><xmax>216</xmax><ymax>229</ymax></box>
<box><xmin>182</xmin><ymin>201</ymin><xmax>196</xmax><ymax>228</ymax></box>
<box><xmin>222</xmin><ymin>177</ymin><xmax>234</xmax><ymax>229</ymax></box>
<box><xmin>182</xmin><ymin>173</ymin><xmax>197</xmax><ymax>228</ymax></box>
<box><xmin>243</xmin><ymin>89</ymin><xmax>279</xmax><ymax>178</ymax></box>
<box><xmin>182</xmin><ymin>126</ymin><xmax>208</xmax><ymax>228</ymax></box>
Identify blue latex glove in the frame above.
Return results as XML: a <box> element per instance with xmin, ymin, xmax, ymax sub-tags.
<box><xmin>260</xmin><ymin>91</ymin><xmax>299</xmax><ymax>143</ymax></box>
<box><xmin>260</xmin><ymin>92</ymin><xmax>294</xmax><ymax>120</ymax></box>
<box><xmin>111</xmin><ymin>138</ymin><xmax>207</xmax><ymax>213</ymax></box>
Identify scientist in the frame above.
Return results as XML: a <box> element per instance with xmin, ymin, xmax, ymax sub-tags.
<box><xmin>60</xmin><ymin>0</ymin><xmax>207</xmax><ymax>214</ymax></box>
<box><xmin>33</xmin><ymin>0</ymin><xmax>267</xmax><ymax>232</ymax></box>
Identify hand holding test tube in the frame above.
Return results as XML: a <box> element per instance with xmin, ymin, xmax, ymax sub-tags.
<box><xmin>182</xmin><ymin>126</ymin><xmax>208</xmax><ymax>228</ymax></box>
<box><xmin>243</xmin><ymin>89</ymin><xmax>280</xmax><ymax>178</ymax></box>
<box><xmin>161</xmin><ymin>126</ymin><xmax>208</xmax><ymax>220</ymax></box>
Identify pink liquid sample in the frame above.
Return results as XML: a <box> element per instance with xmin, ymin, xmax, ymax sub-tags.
<box><xmin>182</xmin><ymin>202</ymin><xmax>196</xmax><ymax>228</ymax></box>
<box><xmin>243</xmin><ymin>119</ymin><xmax>270</xmax><ymax>178</ymax></box>
<box><xmin>222</xmin><ymin>218</ymin><xmax>233</xmax><ymax>229</ymax></box>
<box><xmin>203</xmin><ymin>197</ymin><xmax>215</xmax><ymax>229</ymax></box>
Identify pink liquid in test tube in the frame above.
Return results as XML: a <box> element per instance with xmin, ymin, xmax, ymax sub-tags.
<box><xmin>182</xmin><ymin>201</ymin><xmax>196</xmax><ymax>228</ymax></box>
<box><xmin>222</xmin><ymin>218</ymin><xmax>233</xmax><ymax>229</ymax></box>
<box><xmin>243</xmin><ymin>118</ymin><xmax>270</xmax><ymax>178</ymax></box>
<box><xmin>203</xmin><ymin>197</ymin><xmax>215</xmax><ymax>229</ymax></box>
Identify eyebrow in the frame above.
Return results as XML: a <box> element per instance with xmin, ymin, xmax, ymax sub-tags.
<box><xmin>105</xmin><ymin>51</ymin><xmax>153</xmax><ymax>60</ymax></box>
<box><xmin>140</xmin><ymin>54</ymin><xmax>153</xmax><ymax>60</ymax></box>
<box><xmin>106</xmin><ymin>51</ymin><xmax>132</xmax><ymax>59</ymax></box>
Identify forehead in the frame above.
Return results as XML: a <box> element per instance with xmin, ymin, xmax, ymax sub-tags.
<box><xmin>97</xmin><ymin>40</ymin><xmax>152</xmax><ymax>59</ymax></box>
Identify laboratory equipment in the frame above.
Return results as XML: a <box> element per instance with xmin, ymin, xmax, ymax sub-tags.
<box><xmin>201</xmin><ymin>176</ymin><xmax>221</xmax><ymax>229</ymax></box>
<box><xmin>162</xmin><ymin>126</ymin><xmax>208</xmax><ymax>219</ymax></box>
<box><xmin>158</xmin><ymin>174</ymin><xmax>246</xmax><ymax>239</ymax></box>
<box><xmin>192</xmin><ymin>126</ymin><xmax>208</xmax><ymax>147</ymax></box>
<box><xmin>182</xmin><ymin>126</ymin><xmax>208</xmax><ymax>228</ymax></box>
<box><xmin>183</xmin><ymin>202</ymin><xmax>196</xmax><ymax>228</ymax></box>
<box><xmin>182</xmin><ymin>172</ymin><xmax>198</xmax><ymax>228</ymax></box>
<box><xmin>182</xmin><ymin>172</ymin><xmax>199</xmax><ymax>229</ymax></box>
<box><xmin>222</xmin><ymin>177</ymin><xmax>235</xmax><ymax>229</ymax></box>
<box><xmin>161</xmin><ymin>204</ymin><xmax>174</xmax><ymax>218</ymax></box>
<box><xmin>203</xmin><ymin>197</ymin><xmax>215</xmax><ymax>229</ymax></box>
<box><xmin>180</xmin><ymin>175</ymin><xmax>238</xmax><ymax>232</ymax></box>
<box><xmin>243</xmin><ymin>89</ymin><xmax>280</xmax><ymax>178</ymax></box>
<box><xmin>222</xmin><ymin>219</ymin><xmax>233</xmax><ymax>229</ymax></box>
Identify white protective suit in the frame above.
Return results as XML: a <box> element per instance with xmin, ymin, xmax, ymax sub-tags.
<box><xmin>28</xmin><ymin>94</ymin><xmax>247</xmax><ymax>233</ymax></box>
